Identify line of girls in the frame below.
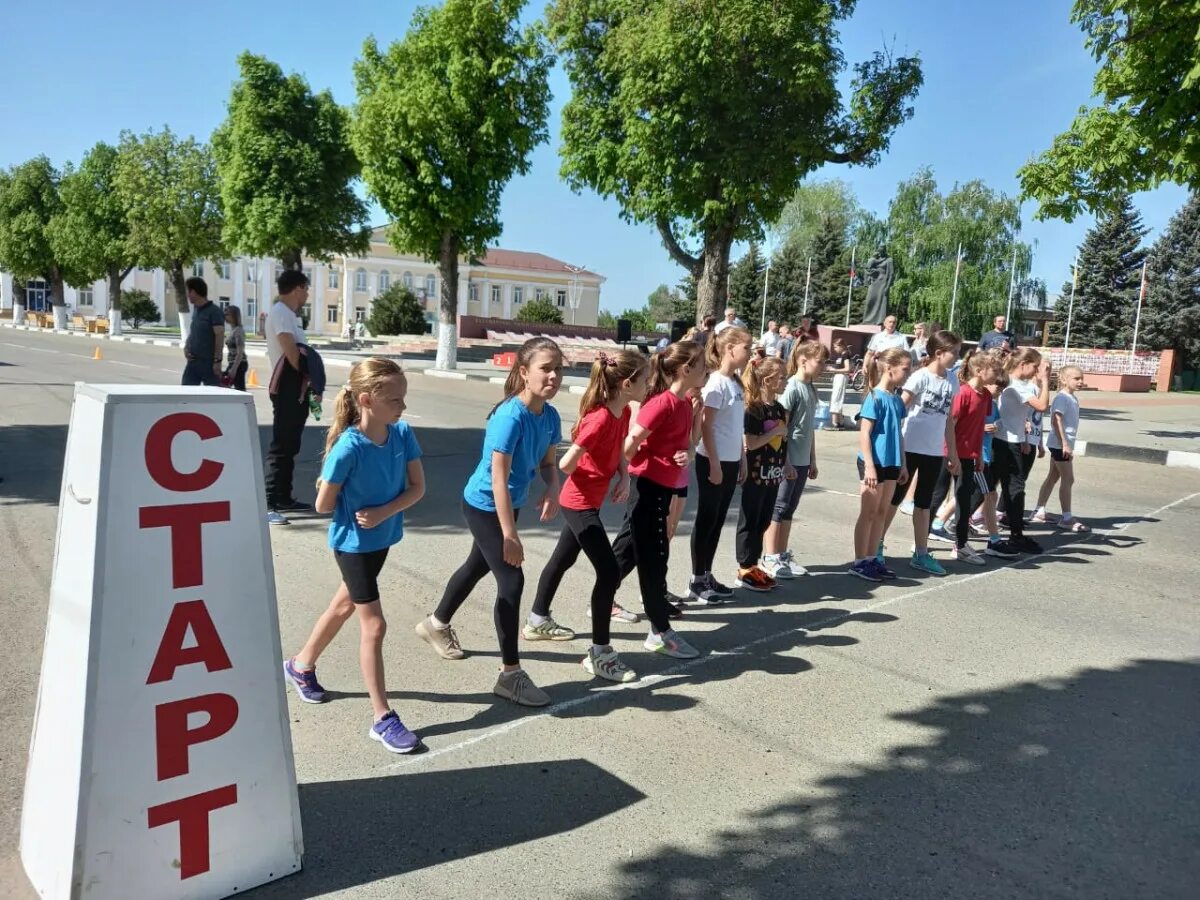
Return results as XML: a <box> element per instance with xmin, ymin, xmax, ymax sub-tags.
<box><xmin>282</xmin><ymin>329</ymin><xmax>828</xmax><ymax>752</ymax></box>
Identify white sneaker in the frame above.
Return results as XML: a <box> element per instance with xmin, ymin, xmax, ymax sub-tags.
<box><xmin>778</xmin><ymin>550</ymin><xmax>809</xmax><ymax>577</ymax></box>
<box><xmin>762</xmin><ymin>554</ymin><xmax>792</xmax><ymax>579</ymax></box>
<box><xmin>585</xmin><ymin>602</ymin><xmax>641</xmax><ymax>623</ymax></box>
<box><xmin>952</xmin><ymin>545</ymin><xmax>987</xmax><ymax>566</ymax></box>
<box><xmin>644</xmin><ymin>629</ymin><xmax>700</xmax><ymax>659</ymax></box>
<box><xmin>900</xmin><ymin>500</ymin><xmax>915</xmax><ymax>516</ymax></box>
<box><xmin>582</xmin><ymin>646</ymin><xmax>637</xmax><ymax>682</ymax></box>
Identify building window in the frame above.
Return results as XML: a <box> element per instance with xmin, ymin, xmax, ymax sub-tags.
<box><xmin>355</xmin><ymin>268</ymin><xmax>368</xmax><ymax>292</ymax></box>
<box><xmin>355</xmin><ymin>307</ymin><xmax>366</xmax><ymax>323</ymax></box>
<box><xmin>327</xmin><ymin>306</ymin><xmax>339</xmax><ymax>323</ymax></box>
<box><xmin>218</xmin><ymin>261</ymin><xmax>231</xmax><ymax>280</ymax></box>
<box><xmin>192</xmin><ymin>260</ymin><xmax>204</xmax><ymax>278</ymax></box>
<box><xmin>556</xmin><ymin>289</ymin><xmax>567</xmax><ymax>308</ymax></box>
<box><xmin>218</xmin><ymin>296</ymin><xmax>231</xmax><ymax>311</ymax></box>
<box><xmin>246</xmin><ymin>296</ymin><xmax>258</xmax><ymax>328</ymax></box>
<box><xmin>379</xmin><ymin>270</ymin><xmax>391</xmax><ymax>292</ymax></box>
<box><xmin>491</xmin><ymin>285</ymin><xmax>502</xmax><ymax>306</ymax></box>
<box><xmin>512</xmin><ymin>286</ymin><xmax>523</xmax><ymax>305</ymax></box>
<box><xmin>77</xmin><ymin>287</ymin><xmax>95</xmax><ymax>306</ymax></box>
<box><xmin>468</xmin><ymin>283</ymin><xmax>478</xmax><ymax>303</ymax></box>
<box><xmin>535</xmin><ymin>288</ymin><xmax>546</xmax><ymax>301</ymax></box>
<box><xmin>25</xmin><ymin>279</ymin><xmax>49</xmax><ymax>311</ymax></box>
<box><xmin>403</xmin><ymin>271</ymin><xmax>414</xmax><ymax>291</ymax></box>
<box><xmin>328</xmin><ymin>269</ymin><xmax>339</xmax><ymax>289</ymax></box>
<box><xmin>425</xmin><ymin>274</ymin><xmax>436</xmax><ymax>297</ymax></box>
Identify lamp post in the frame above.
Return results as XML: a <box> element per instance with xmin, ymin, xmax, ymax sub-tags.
<box><xmin>565</xmin><ymin>264</ymin><xmax>586</xmax><ymax>325</ymax></box>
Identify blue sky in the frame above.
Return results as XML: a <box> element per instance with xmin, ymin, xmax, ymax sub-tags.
<box><xmin>0</xmin><ymin>0</ymin><xmax>1187</xmax><ymax>312</ymax></box>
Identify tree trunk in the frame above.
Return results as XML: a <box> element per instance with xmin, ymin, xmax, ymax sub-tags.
<box><xmin>107</xmin><ymin>266</ymin><xmax>124</xmax><ymax>337</ymax></box>
<box><xmin>695</xmin><ymin>226</ymin><xmax>735</xmax><ymax>324</ymax></box>
<box><xmin>169</xmin><ymin>261</ymin><xmax>191</xmax><ymax>340</ymax></box>
<box><xmin>50</xmin><ymin>267</ymin><xmax>67</xmax><ymax>330</ymax></box>
<box><xmin>281</xmin><ymin>249</ymin><xmax>303</xmax><ymax>271</ymax></box>
<box><xmin>12</xmin><ymin>279</ymin><xmax>26</xmax><ymax>324</ymax></box>
<box><xmin>436</xmin><ymin>231</ymin><xmax>460</xmax><ymax>370</ymax></box>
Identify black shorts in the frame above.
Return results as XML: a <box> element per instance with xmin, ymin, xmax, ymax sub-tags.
<box><xmin>892</xmin><ymin>452</ymin><xmax>945</xmax><ymax>508</ymax></box>
<box><xmin>334</xmin><ymin>548</ymin><xmax>390</xmax><ymax>603</ymax></box>
<box><xmin>981</xmin><ymin>462</ymin><xmax>999</xmax><ymax>491</ymax></box>
<box><xmin>1049</xmin><ymin>447</ymin><xmax>1071</xmax><ymax>462</ymax></box>
<box><xmin>857</xmin><ymin>458</ymin><xmax>901</xmax><ymax>483</ymax></box>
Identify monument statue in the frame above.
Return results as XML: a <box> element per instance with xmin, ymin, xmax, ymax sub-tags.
<box><xmin>861</xmin><ymin>245</ymin><xmax>894</xmax><ymax>325</ymax></box>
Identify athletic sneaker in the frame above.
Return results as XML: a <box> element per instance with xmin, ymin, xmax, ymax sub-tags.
<box><xmin>969</xmin><ymin>519</ymin><xmax>990</xmax><ymax>537</ymax></box>
<box><xmin>283</xmin><ymin>658</ymin><xmax>327</xmax><ymax>703</ymax></box>
<box><xmin>414</xmin><ymin>617</ymin><xmax>466</xmax><ymax>660</ymax></box>
<box><xmin>900</xmin><ymin>500</ymin><xmax>915</xmax><ymax>516</ymax></box>
<box><xmin>734</xmin><ymin>566</ymin><xmax>776</xmax><ymax>592</ymax></box>
<box><xmin>952</xmin><ymin>545</ymin><xmax>987</xmax><ymax>566</ymax></box>
<box><xmin>928</xmin><ymin>523</ymin><xmax>955</xmax><ymax>544</ymax></box>
<box><xmin>585</xmin><ymin>602</ymin><xmax>642</xmax><ymax>623</ymax></box>
<box><xmin>369</xmin><ymin>711</ymin><xmax>420</xmax><ymax>754</ymax></box>
<box><xmin>1012</xmin><ymin>535</ymin><xmax>1044</xmax><ymax>554</ymax></box>
<box><xmin>276</xmin><ymin>497</ymin><xmax>313</xmax><ymax>513</ymax></box>
<box><xmin>707</xmin><ymin>575</ymin><xmax>734</xmax><ymax>598</ymax></box>
<box><xmin>870</xmin><ymin>559</ymin><xmax>898</xmax><ymax>580</ymax></box>
<box><xmin>666</xmin><ymin>593</ymin><xmax>686</xmax><ymax>619</ymax></box>
<box><xmin>583</xmin><ymin>646</ymin><xmax>637</xmax><ymax>683</ymax></box>
<box><xmin>910</xmin><ymin>551</ymin><xmax>947</xmax><ymax>576</ymax></box>
<box><xmin>266</xmin><ymin>510</ymin><xmax>290</xmax><ymax>527</ymax></box>
<box><xmin>493</xmin><ymin>669</ymin><xmax>551</xmax><ymax>707</ymax></box>
<box><xmin>522</xmin><ymin>617</ymin><xmax>576</xmax><ymax>641</ymax></box>
<box><xmin>686</xmin><ymin>575</ymin><xmax>720</xmax><ymax>605</ymax></box>
<box><xmin>848</xmin><ymin>559</ymin><xmax>881</xmax><ymax>582</ymax></box>
<box><xmin>762</xmin><ymin>553</ymin><xmax>791</xmax><ymax>580</ymax></box>
<box><xmin>985</xmin><ymin>538</ymin><xmax>1021</xmax><ymax>559</ymax></box>
<box><xmin>644</xmin><ymin>629</ymin><xmax>700</xmax><ymax>659</ymax></box>
<box><xmin>1030</xmin><ymin>509</ymin><xmax>1048</xmax><ymax>524</ymax></box>
<box><xmin>775</xmin><ymin>549</ymin><xmax>809</xmax><ymax>577</ymax></box>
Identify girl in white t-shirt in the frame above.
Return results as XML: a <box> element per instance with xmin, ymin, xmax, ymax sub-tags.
<box><xmin>687</xmin><ymin>325</ymin><xmax>751</xmax><ymax>604</ymax></box>
<box><xmin>994</xmin><ymin>348</ymin><xmax>1051</xmax><ymax>552</ymax></box>
<box><xmin>1032</xmin><ymin>365</ymin><xmax>1088</xmax><ymax>531</ymax></box>
<box><xmin>880</xmin><ymin>330</ymin><xmax>961</xmax><ymax>577</ymax></box>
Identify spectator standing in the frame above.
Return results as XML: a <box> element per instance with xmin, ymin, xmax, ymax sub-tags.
<box><xmin>223</xmin><ymin>306</ymin><xmax>248</xmax><ymax>390</ymax></box>
<box><xmin>693</xmin><ymin>315</ymin><xmax>717</xmax><ymax>346</ymax></box>
<box><xmin>265</xmin><ymin>269</ymin><xmax>315</xmax><ymax>526</ymax></box>
<box><xmin>776</xmin><ymin>324</ymin><xmax>794</xmax><ymax>362</ymax></box>
<box><xmin>909</xmin><ymin>322</ymin><xmax>928</xmax><ymax>365</ymax></box>
<box><xmin>978</xmin><ymin>315</ymin><xmax>1017</xmax><ymax>352</ymax></box>
<box><xmin>760</xmin><ymin>320</ymin><xmax>781</xmax><ymax>357</ymax></box>
<box><xmin>862</xmin><ymin>314</ymin><xmax>909</xmax><ymax>375</ymax></box>
<box><xmin>181</xmin><ymin>278</ymin><xmax>225</xmax><ymax>387</ymax></box>
<box><xmin>714</xmin><ymin>307</ymin><xmax>744</xmax><ymax>334</ymax></box>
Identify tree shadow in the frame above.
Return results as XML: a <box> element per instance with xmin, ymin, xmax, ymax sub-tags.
<box><xmin>602</xmin><ymin>658</ymin><xmax>1200</xmax><ymax>899</ymax></box>
<box><xmin>1140</xmin><ymin>429</ymin><xmax>1200</xmax><ymax>440</ymax></box>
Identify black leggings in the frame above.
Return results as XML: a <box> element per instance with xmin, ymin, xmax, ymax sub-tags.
<box><xmin>435</xmin><ymin>500</ymin><xmax>524</xmax><ymax>666</ymax></box>
<box><xmin>612</xmin><ymin>475</ymin><xmax>676</xmax><ymax>633</ymax></box>
<box><xmin>928</xmin><ymin>460</ymin><xmax>953</xmax><ymax>521</ymax></box>
<box><xmin>953</xmin><ymin>458</ymin><xmax>980</xmax><ymax>548</ymax></box>
<box><xmin>532</xmin><ymin>506</ymin><xmax>619</xmax><ymax>646</ymax></box>
<box><xmin>992</xmin><ymin>440</ymin><xmax>1031</xmax><ymax>538</ymax></box>
<box><xmin>735</xmin><ymin>480</ymin><xmax>777</xmax><ymax>569</ymax></box>
<box><xmin>891</xmin><ymin>452</ymin><xmax>945</xmax><ymax>509</ymax></box>
<box><xmin>691</xmin><ymin>455</ymin><xmax>741</xmax><ymax>576</ymax></box>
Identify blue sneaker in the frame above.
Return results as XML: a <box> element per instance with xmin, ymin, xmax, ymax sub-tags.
<box><xmin>283</xmin><ymin>658</ymin><xmax>327</xmax><ymax>703</ymax></box>
<box><xmin>848</xmin><ymin>559</ymin><xmax>881</xmax><ymax>582</ymax></box>
<box><xmin>869</xmin><ymin>559</ymin><xmax>898</xmax><ymax>580</ymax></box>
<box><xmin>370</xmin><ymin>710</ymin><xmax>421</xmax><ymax>754</ymax></box>
<box><xmin>267</xmin><ymin>510</ymin><xmax>290</xmax><ymax>526</ymax></box>
<box><xmin>910</xmin><ymin>551</ymin><xmax>947</xmax><ymax>576</ymax></box>
<box><xmin>928</xmin><ymin>522</ymin><xmax>955</xmax><ymax>544</ymax></box>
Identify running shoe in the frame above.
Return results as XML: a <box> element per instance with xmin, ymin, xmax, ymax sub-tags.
<box><xmin>762</xmin><ymin>553</ymin><xmax>791</xmax><ymax>580</ymax></box>
<box><xmin>734</xmin><ymin>566</ymin><xmax>776</xmax><ymax>592</ymax></box>
<box><xmin>969</xmin><ymin>519</ymin><xmax>990</xmax><ymax>537</ymax></box>
<box><xmin>414</xmin><ymin>617</ymin><xmax>466</xmax><ymax>660</ymax></box>
<box><xmin>1012</xmin><ymin>535</ymin><xmax>1044</xmax><ymax>554</ymax></box>
<box><xmin>644</xmin><ymin>629</ymin><xmax>700</xmax><ymax>659</ymax></box>
<box><xmin>707</xmin><ymin>574</ymin><xmax>734</xmax><ymax>598</ymax></box>
<box><xmin>369</xmin><ymin>711</ymin><xmax>420</xmax><ymax>754</ymax></box>
<box><xmin>582</xmin><ymin>646</ymin><xmax>637</xmax><ymax>683</ymax></box>
<box><xmin>283</xmin><ymin>658</ymin><xmax>327</xmax><ymax>703</ymax></box>
<box><xmin>276</xmin><ymin>497</ymin><xmax>313</xmax><ymax>513</ymax></box>
<box><xmin>686</xmin><ymin>575</ymin><xmax>720</xmax><ymax>605</ymax></box>
<box><xmin>928</xmin><ymin>523</ymin><xmax>955</xmax><ymax>544</ymax></box>
<box><xmin>848</xmin><ymin>560</ymin><xmax>881</xmax><ymax>582</ymax></box>
<box><xmin>522</xmin><ymin>617</ymin><xmax>576</xmax><ymax>641</ymax></box>
<box><xmin>1030</xmin><ymin>509</ymin><xmax>1048</xmax><ymax>524</ymax></box>
<box><xmin>779</xmin><ymin>550</ymin><xmax>809</xmax><ymax>576</ymax></box>
<box><xmin>266</xmin><ymin>510</ymin><xmax>290</xmax><ymax>527</ymax></box>
<box><xmin>910</xmin><ymin>551</ymin><xmax>947</xmax><ymax>576</ymax></box>
<box><xmin>900</xmin><ymin>500</ymin><xmax>915</xmax><ymax>516</ymax></box>
<box><xmin>493</xmin><ymin>669</ymin><xmax>551</xmax><ymax>707</ymax></box>
<box><xmin>985</xmin><ymin>538</ymin><xmax>1021</xmax><ymax>559</ymax></box>
<box><xmin>870</xmin><ymin>559</ymin><xmax>898</xmax><ymax>580</ymax></box>
<box><xmin>952</xmin><ymin>545</ymin><xmax>987</xmax><ymax>566</ymax></box>
<box><xmin>611</xmin><ymin>603</ymin><xmax>641</xmax><ymax>623</ymax></box>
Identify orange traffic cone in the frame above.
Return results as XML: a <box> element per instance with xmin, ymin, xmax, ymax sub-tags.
<box><xmin>247</xmin><ymin>368</ymin><xmax>260</xmax><ymax>388</ymax></box>
<box><xmin>92</xmin><ymin>346</ymin><xmax>102</xmax><ymax>360</ymax></box>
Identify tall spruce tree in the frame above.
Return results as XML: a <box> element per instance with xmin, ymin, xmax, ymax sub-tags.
<box><xmin>765</xmin><ymin>238</ymin><xmax>809</xmax><ymax>325</ymax></box>
<box><xmin>1140</xmin><ymin>195</ymin><xmax>1200</xmax><ymax>370</ymax></box>
<box><xmin>728</xmin><ymin>243</ymin><xmax>765</xmax><ymax>325</ymax></box>
<box><xmin>1051</xmin><ymin>194</ymin><xmax>1147</xmax><ymax>349</ymax></box>
<box><xmin>806</xmin><ymin>214</ymin><xmax>851</xmax><ymax>326</ymax></box>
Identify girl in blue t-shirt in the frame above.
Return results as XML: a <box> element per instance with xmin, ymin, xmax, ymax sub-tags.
<box><xmin>850</xmin><ymin>347</ymin><xmax>911</xmax><ymax>582</ymax></box>
<box><xmin>416</xmin><ymin>337</ymin><xmax>564</xmax><ymax>708</ymax></box>
<box><xmin>283</xmin><ymin>358</ymin><xmax>425</xmax><ymax>754</ymax></box>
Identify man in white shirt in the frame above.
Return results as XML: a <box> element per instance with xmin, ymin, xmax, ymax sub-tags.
<box><xmin>863</xmin><ymin>315</ymin><xmax>910</xmax><ymax>374</ymax></box>
<box><xmin>265</xmin><ymin>269</ymin><xmax>313</xmax><ymax>524</ymax></box>
<box><xmin>713</xmin><ymin>307</ymin><xmax>743</xmax><ymax>334</ymax></box>
<box><xmin>760</xmin><ymin>320</ymin><xmax>781</xmax><ymax>357</ymax></box>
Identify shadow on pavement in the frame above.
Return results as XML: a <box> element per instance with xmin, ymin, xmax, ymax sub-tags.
<box><xmin>601</xmin><ymin>657</ymin><xmax>1200</xmax><ymax>900</ymax></box>
<box><xmin>246</xmin><ymin>758</ymin><xmax>645</xmax><ymax>898</ymax></box>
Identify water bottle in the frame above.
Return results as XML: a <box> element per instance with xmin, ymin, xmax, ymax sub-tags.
<box><xmin>814</xmin><ymin>400</ymin><xmax>831</xmax><ymax>431</ymax></box>
<box><xmin>307</xmin><ymin>389</ymin><xmax>322</xmax><ymax>422</ymax></box>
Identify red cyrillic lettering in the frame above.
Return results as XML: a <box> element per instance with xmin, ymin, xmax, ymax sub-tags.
<box><xmin>147</xmin><ymin>784</ymin><xmax>238</xmax><ymax>879</ymax></box>
<box><xmin>146</xmin><ymin>600</ymin><xmax>233</xmax><ymax>684</ymax></box>
<box><xmin>139</xmin><ymin>502</ymin><xmax>231</xmax><ymax>589</ymax></box>
<box><xmin>154</xmin><ymin>693</ymin><xmax>239</xmax><ymax>780</ymax></box>
<box><xmin>145</xmin><ymin>413</ymin><xmax>225</xmax><ymax>492</ymax></box>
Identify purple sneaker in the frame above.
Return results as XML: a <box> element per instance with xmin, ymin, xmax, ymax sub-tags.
<box><xmin>868</xmin><ymin>559</ymin><xmax>898</xmax><ymax>580</ymax></box>
<box><xmin>283</xmin><ymin>658</ymin><xmax>328</xmax><ymax>703</ymax></box>
<box><xmin>370</xmin><ymin>711</ymin><xmax>420</xmax><ymax>754</ymax></box>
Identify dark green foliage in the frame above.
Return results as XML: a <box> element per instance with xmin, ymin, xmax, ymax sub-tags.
<box><xmin>516</xmin><ymin>296</ymin><xmax>564</xmax><ymax>324</ymax></box>
<box><xmin>367</xmin><ymin>284</ymin><xmax>428</xmax><ymax>336</ymax></box>
<box><xmin>121</xmin><ymin>289</ymin><xmax>160</xmax><ymax>329</ymax></box>
<box><xmin>1140</xmin><ymin>194</ymin><xmax>1200</xmax><ymax>369</ymax></box>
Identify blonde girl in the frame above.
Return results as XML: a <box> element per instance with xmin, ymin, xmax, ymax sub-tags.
<box><xmin>688</xmin><ymin>326</ymin><xmax>752</xmax><ymax>603</ymax></box>
<box><xmin>1032</xmin><ymin>365</ymin><xmax>1088</xmax><ymax>531</ymax></box>
<box><xmin>993</xmin><ymin>347</ymin><xmax>1051</xmax><ymax>553</ymax></box>
<box><xmin>284</xmin><ymin>358</ymin><xmax>424</xmax><ymax>753</ymax></box>
<box><xmin>850</xmin><ymin>348</ymin><xmax>911</xmax><ymax>582</ymax></box>
<box><xmin>529</xmin><ymin>350</ymin><xmax>649</xmax><ymax>683</ymax></box>
<box><xmin>415</xmin><ymin>338</ymin><xmax>564</xmax><ymax>707</ymax></box>
<box><xmin>734</xmin><ymin>356</ymin><xmax>788</xmax><ymax>591</ymax></box>
<box><xmin>762</xmin><ymin>340</ymin><xmax>828</xmax><ymax>579</ymax></box>
<box><xmin>614</xmin><ymin>341</ymin><xmax>707</xmax><ymax>658</ymax></box>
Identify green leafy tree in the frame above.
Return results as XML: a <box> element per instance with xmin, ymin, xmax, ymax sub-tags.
<box><xmin>212</xmin><ymin>52</ymin><xmax>369</xmax><ymax>271</ymax></box>
<box><xmin>113</xmin><ymin>128</ymin><xmax>223</xmax><ymax>336</ymax></box>
<box><xmin>1052</xmin><ymin>193</ymin><xmax>1147</xmax><ymax>349</ymax></box>
<box><xmin>351</xmin><ymin>0</ymin><xmax>552</xmax><ymax>369</ymax></box>
<box><xmin>366</xmin><ymin>284</ymin><xmax>427</xmax><ymax>336</ymax></box>
<box><xmin>775</xmin><ymin>180</ymin><xmax>862</xmax><ymax>257</ymax></box>
<box><xmin>120</xmin><ymin>289</ymin><xmax>160</xmax><ymax>330</ymax></box>
<box><xmin>728</xmin><ymin>243</ymin><xmax>766</xmax><ymax>325</ymax></box>
<box><xmin>0</xmin><ymin>157</ymin><xmax>73</xmax><ymax>328</ymax></box>
<box><xmin>616</xmin><ymin>307</ymin><xmax>657</xmax><ymax>333</ymax></box>
<box><xmin>1020</xmin><ymin>1</ymin><xmax>1200</xmax><ymax>221</ymax></box>
<box><xmin>672</xmin><ymin>275</ymin><xmax>697</xmax><ymax>323</ymax></box>
<box><xmin>1136</xmin><ymin>195</ymin><xmax>1200</xmax><ymax>369</ymax></box>
<box><xmin>597</xmin><ymin>309</ymin><xmax>617</xmax><ymax>328</ymax></box>
<box><xmin>549</xmin><ymin>0</ymin><xmax>922</xmax><ymax>324</ymax></box>
<box><xmin>47</xmin><ymin>142</ymin><xmax>135</xmax><ymax>335</ymax></box>
<box><xmin>515</xmin><ymin>296</ymin><xmax>564</xmax><ymax>324</ymax></box>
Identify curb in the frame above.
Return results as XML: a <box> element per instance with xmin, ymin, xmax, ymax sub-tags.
<box><xmin>1075</xmin><ymin>439</ymin><xmax>1200</xmax><ymax>469</ymax></box>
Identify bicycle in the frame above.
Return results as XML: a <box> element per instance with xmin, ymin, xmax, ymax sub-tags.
<box><xmin>848</xmin><ymin>355</ymin><xmax>867</xmax><ymax>392</ymax></box>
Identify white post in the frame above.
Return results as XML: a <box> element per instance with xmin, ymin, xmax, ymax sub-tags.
<box><xmin>760</xmin><ymin>257</ymin><xmax>771</xmax><ymax>336</ymax></box>
<box><xmin>1064</xmin><ymin>252</ymin><xmax>1078</xmax><ymax>350</ymax></box>
<box><xmin>1130</xmin><ymin>258</ymin><xmax>1147</xmax><ymax>373</ymax></box>
<box><xmin>801</xmin><ymin>256</ymin><xmax>812</xmax><ymax>316</ymax></box>
<box><xmin>1004</xmin><ymin>243</ymin><xmax>1018</xmax><ymax>325</ymax></box>
<box><xmin>844</xmin><ymin>246</ymin><xmax>857</xmax><ymax>327</ymax></box>
<box><xmin>949</xmin><ymin>242</ymin><xmax>963</xmax><ymax>332</ymax></box>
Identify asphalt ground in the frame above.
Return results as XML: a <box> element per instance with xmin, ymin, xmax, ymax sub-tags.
<box><xmin>1</xmin><ymin>329</ymin><xmax>1198</xmax><ymax>899</ymax></box>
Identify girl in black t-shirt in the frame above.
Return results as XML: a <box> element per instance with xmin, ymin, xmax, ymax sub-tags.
<box><xmin>734</xmin><ymin>356</ymin><xmax>788</xmax><ymax>591</ymax></box>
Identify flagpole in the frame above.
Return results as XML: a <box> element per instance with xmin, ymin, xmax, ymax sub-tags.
<box><xmin>1004</xmin><ymin>243</ymin><xmax>1018</xmax><ymax>325</ymax></box>
<box><xmin>1129</xmin><ymin>258</ymin><xmax>1147</xmax><ymax>373</ymax></box>
<box><xmin>1064</xmin><ymin>252</ymin><xmax>1078</xmax><ymax>350</ymax></box>
<box><xmin>760</xmin><ymin>254</ymin><xmax>771</xmax><ymax>336</ymax></box>
<box><xmin>844</xmin><ymin>245</ymin><xmax>857</xmax><ymax>327</ymax></box>
<box><xmin>802</xmin><ymin>256</ymin><xmax>812</xmax><ymax>316</ymax></box>
<box><xmin>949</xmin><ymin>242</ymin><xmax>963</xmax><ymax>332</ymax></box>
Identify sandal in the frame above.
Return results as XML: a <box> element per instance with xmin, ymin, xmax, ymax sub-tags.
<box><xmin>1058</xmin><ymin>518</ymin><xmax>1089</xmax><ymax>532</ymax></box>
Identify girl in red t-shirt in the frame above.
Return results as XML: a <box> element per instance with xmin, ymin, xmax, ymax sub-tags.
<box><xmin>527</xmin><ymin>350</ymin><xmax>648</xmax><ymax>683</ymax></box>
<box><xmin>613</xmin><ymin>341</ymin><xmax>707</xmax><ymax>659</ymax></box>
